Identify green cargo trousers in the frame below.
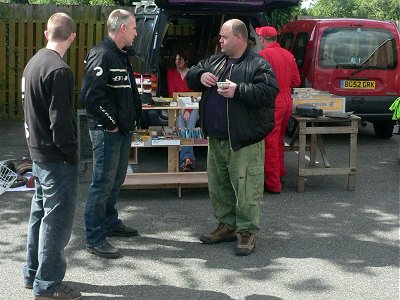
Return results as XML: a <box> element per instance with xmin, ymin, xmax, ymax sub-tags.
<box><xmin>207</xmin><ymin>138</ymin><xmax>265</xmax><ymax>233</ymax></box>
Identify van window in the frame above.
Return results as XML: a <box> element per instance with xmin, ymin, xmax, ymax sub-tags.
<box><xmin>280</xmin><ymin>32</ymin><xmax>293</xmax><ymax>50</ymax></box>
<box><xmin>292</xmin><ymin>32</ymin><xmax>308</xmax><ymax>67</ymax></box>
<box><xmin>318</xmin><ymin>28</ymin><xmax>398</xmax><ymax>69</ymax></box>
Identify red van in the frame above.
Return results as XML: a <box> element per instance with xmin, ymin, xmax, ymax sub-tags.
<box><xmin>279</xmin><ymin>19</ymin><xmax>400</xmax><ymax>138</ymax></box>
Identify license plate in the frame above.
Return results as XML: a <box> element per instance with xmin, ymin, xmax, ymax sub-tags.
<box><xmin>340</xmin><ymin>80</ymin><xmax>376</xmax><ymax>89</ymax></box>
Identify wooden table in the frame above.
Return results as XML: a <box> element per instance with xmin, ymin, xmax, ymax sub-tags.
<box><xmin>288</xmin><ymin>115</ymin><xmax>360</xmax><ymax>192</ymax></box>
<box><xmin>122</xmin><ymin>106</ymin><xmax>207</xmax><ymax>197</ymax></box>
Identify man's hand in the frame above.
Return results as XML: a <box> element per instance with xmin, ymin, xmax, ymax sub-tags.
<box><xmin>217</xmin><ymin>79</ymin><xmax>236</xmax><ymax>98</ymax></box>
<box><xmin>200</xmin><ymin>72</ymin><xmax>217</xmax><ymax>87</ymax></box>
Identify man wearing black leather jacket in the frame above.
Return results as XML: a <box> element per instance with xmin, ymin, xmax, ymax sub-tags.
<box><xmin>81</xmin><ymin>9</ymin><xmax>142</xmax><ymax>259</ymax></box>
<box><xmin>187</xmin><ymin>19</ymin><xmax>278</xmax><ymax>256</ymax></box>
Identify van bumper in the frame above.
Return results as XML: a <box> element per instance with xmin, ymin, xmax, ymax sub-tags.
<box><xmin>345</xmin><ymin>95</ymin><xmax>398</xmax><ymax>122</ymax></box>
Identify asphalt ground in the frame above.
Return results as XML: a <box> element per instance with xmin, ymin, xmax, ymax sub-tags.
<box><xmin>0</xmin><ymin>120</ymin><xmax>399</xmax><ymax>300</ymax></box>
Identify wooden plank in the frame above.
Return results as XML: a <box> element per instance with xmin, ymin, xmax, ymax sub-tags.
<box><xmin>129</xmin><ymin>148</ymin><xmax>138</xmax><ymax>165</ymax></box>
<box><xmin>0</xmin><ymin>21</ymin><xmax>6</xmax><ymax>113</ymax></box>
<box><xmin>35</xmin><ymin>20</ymin><xmax>44</xmax><ymax>54</ymax></box>
<box><xmin>303</xmin><ymin>126</ymin><xmax>358</xmax><ymax>135</ymax></box>
<box><xmin>299</xmin><ymin>168</ymin><xmax>356</xmax><ymax>176</ymax></box>
<box><xmin>8</xmin><ymin>21</ymin><xmax>16</xmax><ymax>116</ymax></box>
<box><xmin>317</xmin><ymin>134</ymin><xmax>331</xmax><ymax>167</ymax></box>
<box><xmin>86</xmin><ymin>19</ymin><xmax>94</xmax><ymax>51</ymax></box>
<box><xmin>68</xmin><ymin>22</ymin><xmax>77</xmax><ymax>93</ymax></box>
<box><xmin>95</xmin><ymin>21</ymin><xmax>103</xmax><ymax>45</ymax></box>
<box><xmin>76</xmin><ymin>20</ymin><xmax>86</xmax><ymax>107</ymax></box>
<box><xmin>16</xmin><ymin>19</ymin><xmax>25</xmax><ymax>117</ymax></box>
<box><xmin>26</xmin><ymin>20</ymin><xmax>34</xmax><ymax>59</ymax></box>
<box><xmin>348</xmin><ymin>119</ymin><xmax>359</xmax><ymax>191</ymax></box>
<box><xmin>122</xmin><ymin>172</ymin><xmax>208</xmax><ymax>186</ymax></box>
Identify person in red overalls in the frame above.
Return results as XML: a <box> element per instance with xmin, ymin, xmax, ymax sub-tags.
<box><xmin>257</xmin><ymin>26</ymin><xmax>301</xmax><ymax>193</ymax></box>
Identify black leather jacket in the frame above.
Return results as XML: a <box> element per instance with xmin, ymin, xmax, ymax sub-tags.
<box><xmin>186</xmin><ymin>47</ymin><xmax>278</xmax><ymax>151</ymax></box>
<box><xmin>81</xmin><ymin>37</ymin><xmax>142</xmax><ymax>133</ymax></box>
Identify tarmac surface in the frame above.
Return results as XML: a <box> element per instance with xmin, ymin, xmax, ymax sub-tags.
<box><xmin>0</xmin><ymin>119</ymin><xmax>399</xmax><ymax>300</ymax></box>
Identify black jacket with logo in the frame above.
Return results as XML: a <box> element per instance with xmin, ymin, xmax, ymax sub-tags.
<box><xmin>186</xmin><ymin>47</ymin><xmax>279</xmax><ymax>151</ymax></box>
<box><xmin>81</xmin><ymin>36</ymin><xmax>142</xmax><ymax>133</ymax></box>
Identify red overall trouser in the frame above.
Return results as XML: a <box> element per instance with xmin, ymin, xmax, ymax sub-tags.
<box><xmin>264</xmin><ymin>104</ymin><xmax>292</xmax><ymax>193</ymax></box>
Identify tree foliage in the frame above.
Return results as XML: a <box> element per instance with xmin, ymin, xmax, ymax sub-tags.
<box><xmin>308</xmin><ymin>0</ymin><xmax>400</xmax><ymax>20</ymax></box>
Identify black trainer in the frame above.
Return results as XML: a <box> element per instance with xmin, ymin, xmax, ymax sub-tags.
<box><xmin>107</xmin><ymin>223</ymin><xmax>139</xmax><ymax>237</ymax></box>
<box><xmin>87</xmin><ymin>241</ymin><xmax>121</xmax><ymax>259</ymax></box>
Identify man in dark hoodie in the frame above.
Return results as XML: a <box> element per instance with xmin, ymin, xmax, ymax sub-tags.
<box><xmin>22</xmin><ymin>12</ymin><xmax>82</xmax><ymax>299</ymax></box>
<box><xmin>186</xmin><ymin>19</ymin><xmax>278</xmax><ymax>256</ymax></box>
<box><xmin>81</xmin><ymin>9</ymin><xmax>142</xmax><ymax>259</ymax></box>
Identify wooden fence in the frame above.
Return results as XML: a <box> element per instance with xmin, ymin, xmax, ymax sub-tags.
<box><xmin>0</xmin><ymin>4</ymin><xmax>136</xmax><ymax>119</ymax></box>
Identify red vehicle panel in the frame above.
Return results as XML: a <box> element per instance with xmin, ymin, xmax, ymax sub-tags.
<box><xmin>279</xmin><ymin>18</ymin><xmax>400</xmax><ymax>138</ymax></box>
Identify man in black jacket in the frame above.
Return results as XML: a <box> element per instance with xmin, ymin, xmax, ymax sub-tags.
<box><xmin>81</xmin><ymin>9</ymin><xmax>142</xmax><ymax>259</ymax></box>
<box><xmin>186</xmin><ymin>19</ymin><xmax>278</xmax><ymax>256</ymax></box>
<box><xmin>22</xmin><ymin>13</ymin><xmax>82</xmax><ymax>299</ymax></box>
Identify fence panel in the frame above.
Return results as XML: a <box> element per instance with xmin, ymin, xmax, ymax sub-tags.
<box><xmin>8</xmin><ymin>21</ymin><xmax>16</xmax><ymax>117</ymax></box>
<box><xmin>0</xmin><ymin>21</ymin><xmax>6</xmax><ymax>117</ymax></box>
<box><xmin>17</xmin><ymin>19</ymin><xmax>25</xmax><ymax>116</ymax></box>
<box><xmin>0</xmin><ymin>3</ymin><xmax>137</xmax><ymax>119</ymax></box>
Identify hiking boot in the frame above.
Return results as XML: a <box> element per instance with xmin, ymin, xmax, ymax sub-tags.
<box><xmin>87</xmin><ymin>241</ymin><xmax>121</xmax><ymax>259</ymax></box>
<box><xmin>199</xmin><ymin>223</ymin><xmax>237</xmax><ymax>244</ymax></box>
<box><xmin>107</xmin><ymin>223</ymin><xmax>138</xmax><ymax>237</ymax></box>
<box><xmin>236</xmin><ymin>232</ymin><xmax>256</xmax><ymax>256</ymax></box>
<box><xmin>34</xmin><ymin>283</ymin><xmax>82</xmax><ymax>300</ymax></box>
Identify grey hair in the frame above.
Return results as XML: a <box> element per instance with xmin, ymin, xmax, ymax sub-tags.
<box><xmin>229</xmin><ymin>19</ymin><xmax>248</xmax><ymax>43</ymax></box>
<box><xmin>107</xmin><ymin>9</ymin><xmax>135</xmax><ymax>34</ymax></box>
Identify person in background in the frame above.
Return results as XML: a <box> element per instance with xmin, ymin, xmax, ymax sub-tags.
<box><xmin>167</xmin><ymin>49</ymin><xmax>198</xmax><ymax>171</ymax></box>
<box><xmin>257</xmin><ymin>25</ymin><xmax>301</xmax><ymax>194</ymax></box>
<box><xmin>81</xmin><ymin>9</ymin><xmax>142</xmax><ymax>259</ymax></box>
<box><xmin>22</xmin><ymin>12</ymin><xmax>82</xmax><ymax>300</ymax></box>
<box><xmin>186</xmin><ymin>19</ymin><xmax>278</xmax><ymax>256</ymax></box>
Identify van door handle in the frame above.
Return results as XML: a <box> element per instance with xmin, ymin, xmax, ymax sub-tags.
<box><xmin>351</xmin><ymin>97</ymin><xmax>365</xmax><ymax>104</ymax></box>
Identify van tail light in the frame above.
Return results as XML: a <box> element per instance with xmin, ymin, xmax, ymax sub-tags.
<box><xmin>134</xmin><ymin>72</ymin><xmax>158</xmax><ymax>96</ymax></box>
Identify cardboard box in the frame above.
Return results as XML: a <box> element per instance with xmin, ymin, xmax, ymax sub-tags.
<box><xmin>178</xmin><ymin>97</ymin><xmax>199</xmax><ymax>108</ymax></box>
<box><xmin>173</xmin><ymin>92</ymin><xmax>201</xmax><ymax>108</ymax></box>
<box><xmin>180</xmin><ymin>138</ymin><xmax>194</xmax><ymax>145</ymax></box>
<box><xmin>292</xmin><ymin>88</ymin><xmax>345</xmax><ymax>113</ymax></box>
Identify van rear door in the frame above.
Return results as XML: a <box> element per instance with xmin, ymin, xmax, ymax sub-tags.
<box><xmin>136</xmin><ymin>0</ymin><xmax>300</xmax><ymax>127</ymax></box>
<box><xmin>155</xmin><ymin>0</ymin><xmax>299</xmax><ymax>11</ymax></box>
<box><xmin>312</xmin><ymin>20</ymin><xmax>399</xmax><ymax>138</ymax></box>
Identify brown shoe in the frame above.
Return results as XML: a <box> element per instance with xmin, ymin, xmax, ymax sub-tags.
<box><xmin>199</xmin><ymin>223</ymin><xmax>237</xmax><ymax>244</ymax></box>
<box><xmin>236</xmin><ymin>232</ymin><xmax>255</xmax><ymax>256</ymax></box>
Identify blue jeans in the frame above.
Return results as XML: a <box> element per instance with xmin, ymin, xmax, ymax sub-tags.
<box><xmin>85</xmin><ymin>128</ymin><xmax>131</xmax><ymax>246</ymax></box>
<box><xmin>178</xmin><ymin>109</ymin><xmax>198</xmax><ymax>166</ymax></box>
<box><xmin>23</xmin><ymin>161</ymin><xmax>78</xmax><ymax>296</ymax></box>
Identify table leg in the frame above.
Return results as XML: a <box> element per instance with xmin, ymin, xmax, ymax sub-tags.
<box><xmin>317</xmin><ymin>134</ymin><xmax>331</xmax><ymax>167</ymax></box>
<box><xmin>348</xmin><ymin>119</ymin><xmax>358</xmax><ymax>190</ymax></box>
<box><xmin>310</xmin><ymin>133</ymin><xmax>317</xmax><ymax>167</ymax></box>
<box><xmin>297</xmin><ymin>121</ymin><xmax>306</xmax><ymax>192</ymax></box>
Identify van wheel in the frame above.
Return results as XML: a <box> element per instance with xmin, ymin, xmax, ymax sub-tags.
<box><xmin>373</xmin><ymin>121</ymin><xmax>394</xmax><ymax>139</ymax></box>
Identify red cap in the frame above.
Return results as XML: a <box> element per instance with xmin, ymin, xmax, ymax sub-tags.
<box><xmin>256</xmin><ymin>26</ymin><xmax>277</xmax><ymax>38</ymax></box>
